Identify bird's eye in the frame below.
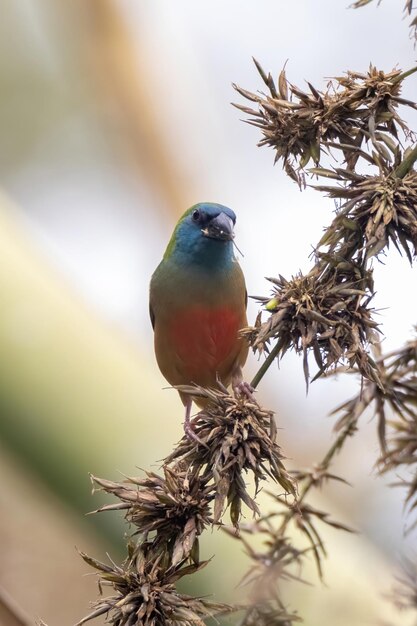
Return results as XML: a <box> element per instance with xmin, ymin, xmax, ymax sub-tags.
<box><xmin>192</xmin><ymin>209</ymin><xmax>200</xmax><ymax>222</ymax></box>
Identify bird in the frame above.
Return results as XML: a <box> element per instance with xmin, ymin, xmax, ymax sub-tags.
<box><xmin>149</xmin><ymin>202</ymin><xmax>249</xmax><ymax>439</ymax></box>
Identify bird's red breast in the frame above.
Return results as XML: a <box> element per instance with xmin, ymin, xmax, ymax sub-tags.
<box><xmin>167</xmin><ymin>305</ymin><xmax>243</xmax><ymax>382</ymax></box>
<box><xmin>153</xmin><ymin>301</ymin><xmax>247</xmax><ymax>394</ymax></box>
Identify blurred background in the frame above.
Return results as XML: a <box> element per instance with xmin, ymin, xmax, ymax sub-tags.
<box><xmin>1</xmin><ymin>1</ymin><xmax>417</xmax><ymax>624</ymax></box>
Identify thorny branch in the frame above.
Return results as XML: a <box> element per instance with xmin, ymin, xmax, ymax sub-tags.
<box><xmin>230</xmin><ymin>58</ymin><xmax>417</xmax><ymax>624</ymax></box>
<box><xmin>332</xmin><ymin>331</ymin><xmax>417</xmax><ymax>518</ymax></box>
<box><xmin>77</xmin><ymin>385</ymin><xmax>298</xmax><ymax>625</ymax></box>
<box><xmin>235</xmin><ymin>61</ymin><xmax>417</xmax><ymax>388</ymax></box>
<box><xmin>75</xmin><ymin>37</ymin><xmax>417</xmax><ymax>626</ymax></box>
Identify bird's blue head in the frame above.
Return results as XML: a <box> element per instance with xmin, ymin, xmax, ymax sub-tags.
<box><xmin>164</xmin><ymin>202</ymin><xmax>237</xmax><ymax>270</ymax></box>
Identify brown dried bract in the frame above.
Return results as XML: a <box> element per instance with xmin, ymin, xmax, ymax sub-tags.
<box><xmin>90</xmin><ymin>465</ymin><xmax>212</xmax><ymax>567</ymax></box>
<box><xmin>242</xmin><ymin>260</ymin><xmax>381</xmax><ymax>387</ymax></box>
<box><xmin>233</xmin><ymin>60</ymin><xmax>416</xmax><ymax>181</ymax></box>
<box><xmin>316</xmin><ymin>169</ymin><xmax>417</xmax><ymax>262</ymax></box>
<box><xmin>76</xmin><ymin>543</ymin><xmax>233</xmax><ymax>626</ymax></box>
<box><xmin>166</xmin><ymin>386</ymin><xmax>296</xmax><ymax>526</ymax></box>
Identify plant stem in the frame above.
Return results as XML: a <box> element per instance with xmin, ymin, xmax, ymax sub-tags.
<box><xmin>390</xmin><ymin>65</ymin><xmax>417</xmax><ymax>85</ymax></box>
<box><xmin>394</xmin><ymin>144</ymin><xmax>417</xmax><ymax>178</ymax></box>
<box><xmin>250</xmin><ymin>342</ymin><xmax>281</xmax><ymax>389</ymax></box>
<box><xmin>249</xmin><ymin>340</ymin><xmax>358</xmax><ymax>503</ymax></box>
<box><xmin>301</xmin><ymin>419</ymin><xmax>357</xmax><ymax>501</ymax></box>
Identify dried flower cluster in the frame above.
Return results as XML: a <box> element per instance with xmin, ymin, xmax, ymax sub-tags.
<box><xmin>235</xmin><ymin>61</ymin><xmax>417</xmax><ymax>388</ymax></box>
<box><xmin>315</xmin><ymin>169</ymin><xmax>417</xmax><ymax>262</ymax></box>
<box><xmin>234</xmin><ymin>62</ymin><xmax>416</xmax><ymax>182</ymax></box>
<box><xmin>242</xmin><ymin>260</ymin><xmax>380</xmax><ymax>385</ymax></box>
<box><xmin>78</xmin><ymin>385</ymin><xmax>296</xmax><ymax>625</ymax></box>
<box><xmin>166</xmin><ymin>386</ymin><xmax>295</xmax><ymax>525</ymax></box>
<box><xmin>77</xmin><ymin>544</ymin><xmax>232</xmax><ymax>626</ymax></box>
<box><xmin>90</xmin><ymin>466</ymin><xmax>212</xmax><ymax>567</ymax></box>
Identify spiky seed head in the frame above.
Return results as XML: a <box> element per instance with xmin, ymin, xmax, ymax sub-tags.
<box><xmin>166</xmin><ymin>387</ymin><xmax>296</xmax><ymax>526</ymax></box>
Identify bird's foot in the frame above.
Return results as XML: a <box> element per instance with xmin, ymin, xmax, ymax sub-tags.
<box><xmin>184</xmin><ymin>412</ymin><xmax>209</xmax><ymax>448</ymax></box>
<box><xmin>233</xmin><ymin>380</ymin><xmax>256</xmax><ymax>401</ymax></box>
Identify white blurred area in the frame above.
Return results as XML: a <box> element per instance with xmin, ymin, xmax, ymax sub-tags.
<box><xmin>5</xmin><ymin>1</ymin><xmax>416</xmax><ymax>340</ymax></box>
<box><xmin>1</xmin><ymin>1</ymin><xmax>417</xmax><ymax>624</ymax></box>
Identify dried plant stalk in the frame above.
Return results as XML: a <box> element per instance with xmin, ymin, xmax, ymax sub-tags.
<box><xmin>75</xmin><ymin>35</ymin><xmax>417</xmax><ymax>626</ymax></box>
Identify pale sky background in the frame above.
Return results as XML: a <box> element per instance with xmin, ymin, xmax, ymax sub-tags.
<box><xmin>5</xmin><ymin>1</ymin><xmax>416</xmax><ymax>345</ymax></box>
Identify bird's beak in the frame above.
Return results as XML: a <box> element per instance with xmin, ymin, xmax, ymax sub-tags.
<box><xmin>202</xmin><ymin>212</ymin><xmax>234</xmax><ymax>241</ymax></box>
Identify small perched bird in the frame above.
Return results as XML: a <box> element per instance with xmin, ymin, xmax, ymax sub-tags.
<box><xmin>149</xmin><ymin>202</ymin><xmax>248</xmax><ymax>437</ymax></box>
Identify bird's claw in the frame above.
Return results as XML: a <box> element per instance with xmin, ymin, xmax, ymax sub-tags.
<box><xmin>233</xmin><ymin>380</ymin><xmax>256</xmax><ymax>401</ymax></box>
<box><xmin>184</xmin><ymin>416</ymin><xmax>209</xmax><ymax>448</ymax></box>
